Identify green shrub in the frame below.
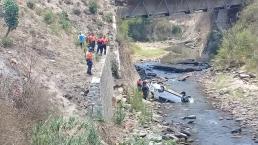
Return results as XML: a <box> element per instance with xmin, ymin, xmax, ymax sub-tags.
<box><xmin>172</xmin><ymin>25</ymin><xmax>182</xmax><ymax>35</ymax></box>
<box><xmin>3</xmin><ymin>0</ymin><xmax>19</xmax><ymax>37</ymax></box>
<box><xmin>89</xmin><ymin>1</ymin><xmax>98</xmax><ymax>14</ymax></box>
<box><xmin>114</xmin><ymin>101</ymin><xmax>126</xmax><ymax>125</ymax></box>
<box><xmin>26</xmin><ymin>0</ymin><xmax>35</xmax><ymax>9</ymax></box>
<box><xmin>32</xmin><ymin>117</ymin><xmax>101</xmax><ymax>145</ymax></box>
<box><xmin>44</xmin><ymin>10</ymin><xmax>55</xmax><ymax>24</ymax></box>
<box><xmin>214</xmin><ymin>2</ymin><xmax>258</xmax><ymax>73</ymax></box>
<box><xmin>119</xmin><ymin>18</ymin><xmax>182</xmax><ymax>41</ymax></box>
<box><xmin>1</xmin><ymin>37</ymin><xmax>13</xmax><ymax>47</ymax></box>
<box><xmin>104</xmin><ymin>12</ymin><xmax>113</xmax><ymax>23</ymax></box>
<box><xmin>129</xmin><ymin>89</ymin><xmax>144</xmax><ymax>111</ymax></box>
<box><xmin>58</xmin><ymin>11</ymin><xmax>71</xmax><ymax>31</ymax></box>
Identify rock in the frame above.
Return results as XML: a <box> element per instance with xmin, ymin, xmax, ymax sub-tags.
<box><xmin>183</xmin><ymin>115</ymin><xmax>196</xmax><ymax>120</ymax></box>
<box><xmin>236</xmin><ymin>118</ymin><xmax>244</xmax><ymax>122</ymax></box>
<box><xmin>80</xmin><ymin>91</ymin><xmax>85</xmax><ymax>96</ymax></box>
<box><xmin>153</xmin><ymin>114</ymin><xmax>162</xmax><ymax>122</ymax></box>
<box><xmin>181</xmin><ymin>130</ymin><xmax>191</xmax><ymax>137</ymax></box>
<box><xmin>147</xmin><ymin>72</ymin><xmax>157</xmax><ymax>77</ymax></box>
<box><xmin>64</xmin><ymin>94</ymin><xmax>72</xmax><ymax>100</ymax></box>
<box><xmin>118</xmin><ymin>87</ymin><xmax>124</xmax><ymax>93</ymax></box>
<box><xmin>138</xmin><ymin>130</ymin><xmax>147</xmax><ymax>137</ymax></box>
<box><xmin>178</xmin><ymin>75</ymin><xmax>190</xmax><ymax>81</ymax></box>
<box><xmin>166</xmin><ymin>127</ymin><xmax>175</xmax><ymax>133</ymax></box>
<box><xmin>187</xmin><ymin>120</ymin><xmax>195</xmax><ymax>124</ymax></box>
<box><xmin>10</xmin><ymin>58</ymin><xmax>17</xmax><ymax>64</ymax></box>
<box><xmin>162</xmin><ymin>134</ymin><xmax>179</xmax><ymax>141</ymax></box>
<box><xmin>231</xmin><ymin>128</ymin><xmax>242</xmax><ymax>134</ymax></box>
<box><xmin>147</xmin><ymin>134</ymin><xmax>162</xmax><ymax>142</ymax></box>
<box><xmin>64</xmin><ymin>0</ymin><xmax>73</xmax><ymax>5</ymax></box>
<box><xmin>175</xmin><ymin>132</ymin><xmax>188</xmax><ymax>140</ymax></box>
<box><xmin>162</xmin><ymin>121</ymin><xmax>169</xmax><ymax>126</ymax></box>
<box><xmin>73</xmin><ymin>9</ymin><xmax>81</xmax><ymax>16</ymax></box>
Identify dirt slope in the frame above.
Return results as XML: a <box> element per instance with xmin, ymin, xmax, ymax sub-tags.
<box><xmin>0</xmin><ymin>0</ymin><xmax>115</xmax><ymax>144</ymax></box>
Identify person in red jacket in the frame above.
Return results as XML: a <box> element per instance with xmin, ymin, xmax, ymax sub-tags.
<box><xmin>88</xmin><ymin>33</ymin><xmax>96</xmax><ymax>51</ymax></box>
<box><xmin>86</xmin><ymin>48</ymin><xmax>94</xmax><ymax>75</ymax></box>
<box><xmin>103</xmin><ymin>35</ymin><xmax>109</xmax><ymax>55</ymax></box>
<box><xmin>97</xmin><ymin>36</ymin><xmax>104</xmax><ymax>55</ymax></box>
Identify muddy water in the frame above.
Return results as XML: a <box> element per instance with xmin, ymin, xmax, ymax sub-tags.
<box><xmin>138</xmin><ymin>62</ymin><xmax>255</xmax><ymax>145</ymax></box>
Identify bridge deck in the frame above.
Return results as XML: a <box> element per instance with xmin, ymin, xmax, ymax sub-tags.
<box><xmin>117</xmin><ymin>0</ymin><xmax>243</xmax><ymax>18</ymax></box>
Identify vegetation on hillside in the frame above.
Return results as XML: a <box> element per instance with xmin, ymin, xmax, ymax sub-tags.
<box><xmin>3</xmin><ymin>0</ymin><xmax>19</xmax><ymax>37</ymax></box>
<box><xmin>119</xmin><ymin>17</ymin><xmax>182</xmax><ymax>42</ymax></box>
<box><xmin>32</xmin><ymin>117</ymin><xmax>100</xmax><ymax>145</ymax></box>
<box><xmin>214</xmin><ymin>2</ymin><xmax>258</xmax><ymax>73</ymax></box>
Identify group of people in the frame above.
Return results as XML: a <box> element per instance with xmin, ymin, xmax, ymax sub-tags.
<box><xmin>137</xmin><ymin>79</ymin><xmax>149</xmax><ymax>100</ymax></box>
<box><xmin>78</xmin><ymin>32</ymin><xmax>110</xmax><ymax>75</ymax></box>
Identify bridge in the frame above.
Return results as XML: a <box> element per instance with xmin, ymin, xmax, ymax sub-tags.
<box><xmin>116</xmin><ymin>0</ymin><xmax>244</xmax><ymax>18</ymax></box>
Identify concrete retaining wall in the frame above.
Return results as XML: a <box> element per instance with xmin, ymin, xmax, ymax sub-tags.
<box><xmin>87</xmin><ymin>50</ymin><xmax>114</xmax><ymax>121</ymax></box>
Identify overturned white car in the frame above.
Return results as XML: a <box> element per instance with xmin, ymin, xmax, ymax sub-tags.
<box><xmin>148</xmin><ymin>81</ymin><xmax>192</xmax><ymax>103</ymax></box>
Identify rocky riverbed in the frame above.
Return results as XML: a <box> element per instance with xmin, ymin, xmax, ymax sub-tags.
<box><xmin>131</xmin><ymin>61</ymin><xmax>256</xmax><ymax>145</ymax></box>
<box><xmin>200</xmin><ymin>69</ymin><xmax>258</xmax><ymax>143</ymax></box>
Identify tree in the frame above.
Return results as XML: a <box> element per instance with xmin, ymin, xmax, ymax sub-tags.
<box><xmin>3</xmin><ymin>0</ymin><xmax>19</xmax><ymax>37</ymax></box>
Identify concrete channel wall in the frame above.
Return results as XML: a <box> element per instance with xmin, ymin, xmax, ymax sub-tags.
<box><xmin>87</xmin><ymin>50</ymin><xmax>114</xmax><ymax>121</ymax></box>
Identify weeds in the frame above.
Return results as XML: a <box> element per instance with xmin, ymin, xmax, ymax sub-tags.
<box><xmin>214</xmin><ymin>1</ymin><xmax>258</xmax><ymax>73</ymax></box>
<box><xmin>44</xmin><ymin>10</ymin><xmax>55</xmax><ymax>24</ymax></box>
<box><xmin>31</xmin><ymin>117</ymin><xmax>101</xmax><ymax>145</ymax></box>
<box><xmin>129</xmin><ymin>89</ymin><xmax>144</xmax><ymax>111</ymax></box>
<box><xmin>114</xmin><ymin>101</ymin><xmax>126</xmax><ymax>125</ymax></box>
<box><xmin>1</xmin><ymin>37</ymin><xmax>13</xmax><ymax>47</ymax></box>
<box><xmin>58</xmin><ymin>11</ymin><xmax>71</xmax><ymax>32</ymax></box>
<box><xmin>138</xmin><ymin>106</ymin><xmax>152</xmax><ymax>125</ymax></box>
<box><xmin>128</xmin><ymin>89</ymin><xmax>153</xmax><ymax>125</ymax></box>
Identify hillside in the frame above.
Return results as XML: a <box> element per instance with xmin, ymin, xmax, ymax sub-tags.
<box><xmin>202</xmin><ymin>0</ymin><xmax>258</xmax><ymax>136</ymax></box>
<box><xmin>0</xmin><ymin>0</ymin><xmax>115</xmax><ymax>144</ymax></box>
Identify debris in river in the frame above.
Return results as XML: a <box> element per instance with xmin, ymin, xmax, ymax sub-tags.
<box><xmin>182</xmin><ymin>115</ymin><xmax>197</xmax><ymax>120</ymax></box>
<box><xmin>231</xmin><ymin>128</ymin><xmax>242</xmax><ymax>134</ymax></box>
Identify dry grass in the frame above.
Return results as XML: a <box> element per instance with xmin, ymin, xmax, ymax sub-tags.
<box><xmin>0</xmin><ymin>75</ymin><xmax>56</xmax><ymax>145</ymax></box>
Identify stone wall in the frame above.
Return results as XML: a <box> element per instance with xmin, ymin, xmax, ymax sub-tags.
<box><xmin>86</xmin><ymin>49</ymin><xmax>114</xmax><ymax>121</ymax></box>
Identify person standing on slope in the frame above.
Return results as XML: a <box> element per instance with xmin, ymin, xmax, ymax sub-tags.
<box><xmin>86</xmin><ymin>47</ymin><xmax>94</xmax><ymax>75</ymax></box>
<box><xmin>142</xmin><ymin>81</ymin><xmax>149</xmax><ymax>100</ymax></box>
<box><xmin>103</xmin><ymin>35</ymin><xmax>109</xmax><ymax>55</ymax></box>
<box><xmin>97</xmin><ymin>36</ymin><xmax>104</xmax><ymax>55</ymax></box>
<box><xmin>88</xmin><ymin>33</ymin><xmax>96</xmax><ymax>51</ymax></box>
<box><xmin>78</xmin><ymin>32</ymin><xmax>86</xmax><ymax>49</ymax></box>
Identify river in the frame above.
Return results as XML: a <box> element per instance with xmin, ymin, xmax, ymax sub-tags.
<box><xmin>136</xmin><ymin>61</ymin><xmax>255</xmax><ymax>145</ymax></box>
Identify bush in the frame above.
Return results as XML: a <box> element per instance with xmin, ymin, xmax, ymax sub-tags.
<box><xmin>213</xmin><ymin>1</ymin><xmax>258</xmax><ymax>73</ymax></box>
<box><xmin>26</xmin><ymin>0</ymin><xmax>35</xmax><ymax>9</ymax></box>
<box><xmin>114</xmin><ymin>101</ymin><xmax>126</xmax><ymax>125</ymax></box>
<box><xmin>172</xmin><ymin>25</ymin><xmax>182</xmax><ymax>35</ymax></box>
<box><xmin>58</xmin><ymin>11</ymin><xmax>71</xmax><ymax>31</ymax></box>
<box><xmin>104</xmin><ymin>12</ymin><xmax>113</xmax><ymax>23</ymax></box>
<box><xmin>44</xmin><ymin>10</ymin><xmax>55</xmax><ymax>24</ymax></box>
<box><xmin>3</xmin><ymin>0</ymin><xmax>19</xmax><ymax>37</ymax></box>
<box><xmin>89</xmin><ymin>1</ymin><xmax>98</xmax><ymax>14</ymax></box>
<box><xmin>1</xmin><ymin>37</ymin><xmax>13</xmax><ymax>47</ymax></box>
